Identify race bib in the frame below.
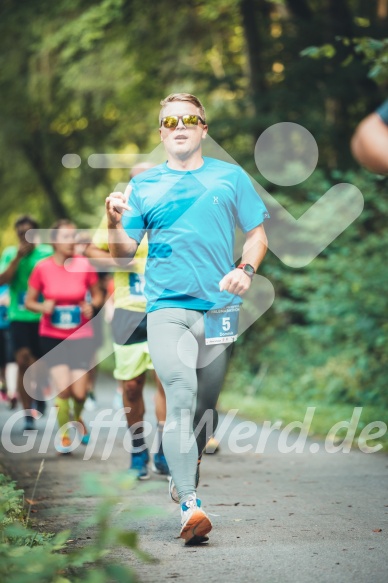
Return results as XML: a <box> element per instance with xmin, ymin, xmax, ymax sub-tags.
<box><xmin>204</xmin><ymin>305</ymin><xmax>240</xmax><ymax>345</ymax></box>
<box><xmin>129</xmin><ymin>273</ymin><xmax>146</xmax><ymax>299</ymax></box>
<box><xmin>51</xmin><ymin>305</ymin><xmax>81</xmax><ymax>329</ymax></box>
<box><xmin>0</xmin><ymin>305</ymin><xmax>8</xmax><ymax>329</ymax></box>
<box><xmin>17</xmin><ymin>291</ymin><xmax>27</xmax><ymax>311</ymax></box>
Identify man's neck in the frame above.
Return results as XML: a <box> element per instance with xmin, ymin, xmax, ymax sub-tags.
<box><xmin>166</xmin><ymin>152</ymin><xmax>205</xmax><ymax>171</ymax></box>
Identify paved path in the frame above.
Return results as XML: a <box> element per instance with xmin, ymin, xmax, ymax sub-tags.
<box><xmin>0</xmin><ymin>375</ymin><xmax>387</xmax><ymax>583</ymax></box>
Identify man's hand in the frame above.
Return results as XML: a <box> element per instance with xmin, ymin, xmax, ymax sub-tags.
<box><xmin>219</xmin><ymin>268</ymin><xmax>252</xmax><ymax>296</ymax></box>
<box><xmin>17</xmin><ymin>240</ymin><xmax>34</xmax><ymax>259</ymax></box>
<box><xmin>105</xmin><ymin>191</ymin><xmax>131</xmax><ymax>227</ymax></box>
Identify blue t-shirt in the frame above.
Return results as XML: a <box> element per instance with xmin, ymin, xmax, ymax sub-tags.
<box><xmin>122</xmin><ymin>157</ymin><xmax>269</xmax><ymax>313</ymax></box>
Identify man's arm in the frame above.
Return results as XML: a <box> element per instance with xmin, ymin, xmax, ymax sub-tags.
<box><xmin>219</xmin><ymin>224</ymin><xmax>268</xmax><ymax>296</ymax></box>
<box><xmin>84</xmin><ymin>242</ymin><xmax>119</xmax><ymax>266</ymax></box>
<box><xmin>0</xmin><ymin>256</ymin><xmax>20</xmax><ymax>286</ymax></box>
<box><xmin>105</xmin><ymin>191</ymin><xmax>139</xmax><ymax>265</ymax></box>
<box><xmin>240</xmin><ymin>223</ymin><xmax>268</xmax><ymax>271</ymax></box>
<box><xmin>0</xmin><ymin>242</ymin><xmax>34</xmax><ymax>286</ymax></box>
<box><xmin>351</xmin><ymin>108</ymin><xmax>388</xmax><ymax>174</ymax></box>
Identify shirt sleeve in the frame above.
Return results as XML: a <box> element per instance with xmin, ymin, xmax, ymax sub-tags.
<box><xmin>235</xmin><ymin>168</ymin><xmax>270</xmax><ymax>233</ymax></box>
<box><xmin>0</xmin><ymin>247</ymin><xmax>16</xmax><ymax>273</ymax></box>
<box><xmin>121</xmin><ymin>182</ymin><xmax>147</xmax><ymax>244</ymax></box>
<box><xmin>376</xmin><ymin>100</ymin><xmax>388</xmax><ymax>126</ymax></box>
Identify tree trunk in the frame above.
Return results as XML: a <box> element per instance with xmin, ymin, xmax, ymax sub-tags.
<box><xmin>239</xmin><ymin>0</ymin><xmax>271</xmax><ymax>118</ymax></box>
<box><xmin>285</xmin><ymin>0</ymin><xmax>312</xmax><ymax>21</ymax></box>
<box><xmin>22</xmin><ymin>137</ymin><xmax>68</xmax><ymax>219</ymax></box>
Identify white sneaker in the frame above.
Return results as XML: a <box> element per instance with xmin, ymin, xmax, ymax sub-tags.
<box><xmin>84</xmin><ymin>396</ymin><xmax>96</xmax><ymax>411</ymax></box>
<box><xmin>180</xmin><ymin>494</ymin><xmax>212</xmax><ymax>544</ymax></box>
<box><xmin>112</xmin><ymin>389</ymin><xmax>123</xmax><ymax>410</ymax></box>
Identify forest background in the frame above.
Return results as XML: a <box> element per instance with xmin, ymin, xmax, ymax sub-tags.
<box><xmin>1</xmin><ymin>0</ymin><xmax>388</xmax><ymax>443</ymax></box>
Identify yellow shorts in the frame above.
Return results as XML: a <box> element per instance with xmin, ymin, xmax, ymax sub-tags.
<box><xmin>113</xmin><ymin>341</ymin><xmax>154</xmax><ymax>381</ymax></box>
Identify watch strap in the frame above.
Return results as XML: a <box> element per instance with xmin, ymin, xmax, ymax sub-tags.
<box><xmin>237</xmin><ymin>263</ymin><xmax>255</xmax><ymax>279</ymax></box>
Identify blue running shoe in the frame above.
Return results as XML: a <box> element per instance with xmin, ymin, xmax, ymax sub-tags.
<box><xmin>130</xmin><ymin>450</ymin><xmax>150</xmax><ymax>480</ymax></box>
<box><xmin>33</xmin><ymin>399</ymin><xmax>46</xmax><ymax>416</ymax></box>
<box><xmin>24</xmin><ymin>415</ymin><xmax>35</xmax><ymax>431</ymax></box>
<box><xmin>152</xmin><ymin>453</ymin><xmax>170</xmax><ymax>477</ymax></box>
<box><xmin>77</xmin><ymin>419</ymin><xmax>90</xmax><ymax>445</ymax></box>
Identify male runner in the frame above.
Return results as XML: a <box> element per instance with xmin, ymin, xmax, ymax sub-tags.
<box><xmin>0</xmin><ymin>215</ymin><xmax>52</xmax><ymax>430</ymax></box>
<box><xmin>106</xmin><ymin>93</ymin><xmax>269</xmax><ymax>543</ymax></box>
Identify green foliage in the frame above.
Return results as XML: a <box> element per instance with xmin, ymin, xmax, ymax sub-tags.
<box><xmin>219</xmin><ymin>392</ymin><xmax>388</xmax><ymax>450</ymax></box>
<box><xmin>0</xmin><ymin>2</ymin><xmax>387</xmax><ymax>419</ymax></box>
<box><xmin>301</xmin><ymin>35</ymin><xmax>388</xmax><ymax>84</ymax></box>
<box><xmin>0</xmin><ymin>471</ymin><xmax>153</xmax><ymax>583</ymax></box>
<box><xmin>300</xmin><ymin>44</ymin><xmax>337</xmax><ymax>59</ymax></box>
<box><xmin>0</xmin><ymin>474</ymin><xmax>25</xmax><ymax>527</ymax></box>
<box><xmin>227</xmin><ymin>169</ymin><xmax>388</xmax><ymax>410</ymax></box>
<box><xmin>349</xmin><ymin>37</ymin><xmax>388</xmax><ymax>83</ymax></box>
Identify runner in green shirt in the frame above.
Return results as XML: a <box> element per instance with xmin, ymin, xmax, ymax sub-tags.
<box><xmin>0</xmin><ymin>215</ymin><xmax>52</xmax><ymax>430</ymax></box>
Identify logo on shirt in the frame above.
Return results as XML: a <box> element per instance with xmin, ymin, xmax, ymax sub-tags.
<box><xmin>213</xmin><ymin>196</ymin><xmax>219</xmax><ymax>204</ymax></box>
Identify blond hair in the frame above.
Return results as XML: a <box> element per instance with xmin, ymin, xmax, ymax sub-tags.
<box><xmin>159</xmin><ymin>93</ymin><xmax>206</xmax><ymax>123</ymax></box>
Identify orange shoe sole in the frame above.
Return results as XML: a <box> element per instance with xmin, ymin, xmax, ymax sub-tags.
<box><xmin>180</xmin><ymin>509</ymin><xmax>212</xmax><ymax>544</ymax></box>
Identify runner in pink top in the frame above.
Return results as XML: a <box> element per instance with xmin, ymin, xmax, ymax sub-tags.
<box><xmin>25</xmin><ymin>220</ymin><xmax>104</xmax><ymax>454</ymax></box>
<box><xmin>29</xmin><ymin>254</ymin><xmax>96</xmax><ymax>340</ymax></box>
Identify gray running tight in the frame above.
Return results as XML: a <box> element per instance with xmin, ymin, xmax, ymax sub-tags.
<box><xmin>147</xmin><ymin>308</ymin><xmax>232</xmax><ymax>503</ymax></box>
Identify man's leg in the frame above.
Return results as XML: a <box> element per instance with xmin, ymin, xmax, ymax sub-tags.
<box><xmin>154</xmin><ymin>374</ymin><xmax>166</xmax><ymax>423</ymax></box>
<box><xmin>15</xmin><ymin>347</ymin><xmax>35</xmax><ymax>428</ymax></box>
<box><xmin>147</xmin><ymin>308</ymin><xmax>200</xmax><ymax>503</ymax></box>
<box><xmin>194</xmin><ymin>343</ymin><xmax>233</xmax><ymax>457</ymax></box>
<box><xmin>113</xmin><ymin>339</ymin><xmax>152</xmax><ymax>478</ymax></box>
<box><xmin>13</xmin><ymin>322</ymin><xmax>47</xmax><ymax>425</ymax></box>
<box><xmin>169</xmin><ymin>314</ymin><xmax>232</xmax><ymax>499</ymax></box>
<box><xmin>148</xmin><ymin>308</ymin><xmax>214</xmax><ymax>543</ymax></box>
<box><xmin>153</xmin><ymin>373</ymin><xmax>169</xmax><ymax>475</ymax></box>
<box><xmin>122</xmin><ymin>373</ymin><xmax>146</xmax><ymax>439</ymax></box>
<box><xmin>122</xmin><ymin>373</ymin><xmax>151</xmax><ymax>479</ymax></box>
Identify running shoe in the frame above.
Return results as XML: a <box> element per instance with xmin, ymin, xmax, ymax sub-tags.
<box><xmin>56</xmin><ymin>435</ymin><xmax>72</xmax><ymax>455</ymax></box>
<box><xmin>152</xmin><ymin>453</ymin><xmax>170</xmax><ymax>477</ymax></box>
<box><xmin>112</xmin><ymin>388</ymin><xmax>123</xmax><ymax>410</ymax></box>
<box><xmin>24</xmin><ymin>415</ymin><xmax>35</xmax><ymax>431</ymax></box>
<box><xmin>33</xmin><ymin>399</ymin><xmax>46</xmax><ymax>416</ymax></box>
<box><xmin>84</xmin><ymin>394</ymin><xmax>97</xmax><ymax>411</ymax></box>
<box><xmin>180</xmin><ymin>494</ymin><xmax>212</xmax><ymax>544</ymax></box>
<box><xmin>9</xmin><ymin>397</ymin><xmax>18</xmax><ymax>410</ymax></box>
<box><xmin>204</xmin><ymin>436</ymin><xmax>220</xmax><ymax>454</ymax></box>
<box><xmin>130</xmin><ymin>450</ymin><xmax>150</xmax><ymax>480</ymax></box>
<box><xmin>169</xmin><ymin>458</ymin><xmax>201</xmax><ymax>504</ymax></box>
<box><xmin>77</xmin><ymin>419</ymin><xmax>90</xmax><ymax>445</ymax></box>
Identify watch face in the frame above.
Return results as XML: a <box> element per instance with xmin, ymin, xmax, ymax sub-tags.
<box><xmin>243</xmin><ymin>264</ymin><xmax>255</xmax><ymax>275</ymax></box>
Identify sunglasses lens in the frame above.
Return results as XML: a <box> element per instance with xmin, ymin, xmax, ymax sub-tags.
<box><xmin>182</xmin><ymin>115</ymin><xmax>199</xmax><ymax>126</ymax></box>
<box><xmin>162</xmin><ymin>116</ymin><xmax>178</xmax><ymax>128</ymax></box>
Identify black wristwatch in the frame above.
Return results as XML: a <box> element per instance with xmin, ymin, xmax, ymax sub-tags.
<box><xmin>237</xmin><ymin>263</ymin><xmax>255</xmax><ymax>279</ymax></box>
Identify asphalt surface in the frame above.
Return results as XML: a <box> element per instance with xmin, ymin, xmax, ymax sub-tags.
<box><xmin>0</xmin><ymin>374</ymin><xmax>387</xmax><ymax>583</ymax></box>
